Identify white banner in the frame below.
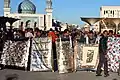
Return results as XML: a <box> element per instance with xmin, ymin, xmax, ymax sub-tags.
<box><xmin>74</xmin><ymin>42</ymin><xmax>99</xmax><ymax>70</ymax></box>
<box><xmin>30</xmin><ymin>37</ymin><xmax>53</xmax><ymax>71</ymax></box>
<box><xmin>82</xmin><ymin>46</ymin><xmax>99</xmax><ymax>67</ymax></box>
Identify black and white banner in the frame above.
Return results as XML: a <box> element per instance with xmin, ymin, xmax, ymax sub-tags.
<box><xmin>56</xmin><ymin>37</ymin><xmax>74</xmax><ymax>73</ymax></box>
<box><xmin>30</xmin><ymin>37</ymin><xmax>53</xmax><ymax>71</ymax></box>
<box><xmin>0</xmin><ymin>40</ymin><xmax>30</xmax><ymax>68</ymax></box>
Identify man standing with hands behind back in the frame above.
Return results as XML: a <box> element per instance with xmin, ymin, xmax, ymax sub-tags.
<box><xmin>96</xmin><ymin>30</ymin><xmax>109</xmax><ymax>77</ymax></box>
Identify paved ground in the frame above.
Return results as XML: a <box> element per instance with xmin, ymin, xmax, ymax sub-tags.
<box><xmin>0</xmin><ymin>69</ymin><xmax>120</xmax><ymax>80</ymax></box>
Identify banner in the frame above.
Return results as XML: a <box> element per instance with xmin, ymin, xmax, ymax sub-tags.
<box><xmin>81</xmin><ymin>45</ymin><xmax>99</xmax><ymax>68</ymax></box>
<box><xmin>107</xmin><ymin>37</ymin><xmax>120</xmax><ymax>72</ymax></box>
<box><xmin>74</xmin><ymin>42</ymin><xmax>99</xmax><ymax>70</ymax></box>
<box><xmin>56</xmin><ymin>37</ymin><xmax>74</xmax><ymax>73</ymax></box>
<box><xmin>74</xmin><ymin>42</ymin><xmax>83</xmax><ymax>71</ymax></box>
<box><xmin>0</xmin><ymin>40</ymin><xmax>30</xmax><ymax>68</ymax></box>
<box><xmin>30</xmin><ymin>37</ymin><xmax>53</xmax><ymax>71</ymax></box>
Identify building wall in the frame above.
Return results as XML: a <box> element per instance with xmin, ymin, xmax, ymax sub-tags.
<box><xmin>100</xmin><ymin>6</ymin><xmax>120</xmax><ymax>18</ymax></box>
<box><xmin>45</xmin><ymin>9</ymin><xmax>53</xmax><ymax>31</ymax></box>
<box><xmin>100</xmin><ymin>6</ymin><xmax>120</xmax><ymax>33</ymax></box>
<box><xmin>5</xmin><ymin>13</ymin><xmax>45</xmax><ymax>30</ymax></box>
<box><xmin>4</xmin><ymin>0</ymin><xmax>53</xmax><ymax>31</ymax></box>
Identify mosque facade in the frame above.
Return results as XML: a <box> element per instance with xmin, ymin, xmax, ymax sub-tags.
<box><xmin>4</xmin><ymin>0</ymin><xmax>53</xmax><ymax>31</ymax></box>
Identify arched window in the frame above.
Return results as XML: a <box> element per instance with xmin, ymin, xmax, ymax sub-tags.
<box><xmin>20</xmin><ymin>22</ymin><xmax>23</xmax><ymax>27</ymax></box>
<box><xmin>25</xmin><ymin>20</ymin><xmax>31</xmax><ymax>28</ymax></box>
<box><xmin>34</xmin><ymin>22</ymin><xmax>37</xmax><ymax>28</ymax></box>
<box><xmin>111</xmin><ymin>10</ymin><xmax>112</xmax><ymax>14</ymax></box>
<box><xmin>20</xmin><ymin>22</ymin><xmax>23</xmax><ymax>30</ymax></box>
<box><xmin>106</xmin><ymin>10</ymin><xmax>108</xmax><ymax>13</ymax></box>
<box><xmin>113</xmin><ymin>10</ymin><xmax>114</xmax><ymax>15</ymax></box>
<box><xmin>104</xmin><ymin>10</ymin><xmax>106</xmax><ymax>14</ymax></box>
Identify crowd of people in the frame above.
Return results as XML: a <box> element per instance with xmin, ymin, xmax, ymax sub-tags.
<box><xmin>0</xmin><ymin>27</ymin><xmax>119</xmax><ymax>77</ymax></box>
<box><xmin>23</xmin><ymin>28</ymin><xmax>115</xmax><ymax>77</ymax></box>
<box><xmin>3</xmin><ymin>27</ymin><xmax>115</xmax><ymax>45</ymax></box>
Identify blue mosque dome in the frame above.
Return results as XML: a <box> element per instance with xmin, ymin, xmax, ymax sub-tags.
<box><xmin>18</xmin><ymin>0</ymin><xmax>36</xmax><ymax>14</ymax></box>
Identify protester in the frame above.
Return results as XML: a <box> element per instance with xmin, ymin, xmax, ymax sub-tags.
<box><xmin>41</xmin><ymin>31</ymin><xmax>47</xmax><ymax>37</ymax></box>
<box><xmin>76</xmin><ymin>30</ymin><xmax>86</xmax><ymax>44</ymax></box>
<box><xmin>109</xmin><ymin>30</ymin><xmax>114</xmax><ymax>37</ymax></box>
<box><xmin>35</xmin><ymin>30</ymin><xmax>41</xmax><ymax>38</ymax></box>
<box><xmin>48</xmin><ymin>28</ymin><xmax>58</xmax><ymax>72</ymax></box>
<box><xmin>95</xmin><ymin>32</ymin><xmax>102</xmax><ymax>44</ymax></box>
<box><xmin>48</xmin><ymin>28</ymin><xmax>58</xmax><ymax>42</ymax></box>
<box><xmin>96</xmin><ymin>30</ymin><xmax>109</xmax><ymax>77</ymax></box>
<box><xmin>88</xmin><ymin>31</ymin><xmax>96</xmax><ymax>44</ymax></box>
<box><xmin>61</xmin><ymin>29</ymin><xmax>70</xmax><ymax>40</ymax></box>
<box><xmin>34</xmin><ymin>28</ymin><xmax>39</xmax><ymax>37</ymax></box>
<box><xmin>25</xmin><ymin>28</ymin><xmax>34</xmax><ymax>38</ymax></box>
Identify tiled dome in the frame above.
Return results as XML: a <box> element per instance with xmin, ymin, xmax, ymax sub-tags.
<box><xmin>18</xmin><ymin>0</ymin><xmax>36</xmax><ymax>14</ymax></box>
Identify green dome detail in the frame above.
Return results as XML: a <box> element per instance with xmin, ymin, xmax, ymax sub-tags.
<box><xmin>18</xmin><ymin>0</ymin><xmax>36</xmax><ymax>14</ymax></box>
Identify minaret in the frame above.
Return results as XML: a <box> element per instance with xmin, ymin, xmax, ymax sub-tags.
<box><xmin>4</xmin><ymin>0</ymin><xmax>11</xmax><ymax>17</ymax></box>
<box><xmin>45</xmin><ymin>0</ymin><xmax>53</xmax><ymax>30</ymax></box>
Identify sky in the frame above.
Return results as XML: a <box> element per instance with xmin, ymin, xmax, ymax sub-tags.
<box><xmin>1</xmin><ymin>0</ymin><xmax>120</xmax><ymax>25</ymax></box>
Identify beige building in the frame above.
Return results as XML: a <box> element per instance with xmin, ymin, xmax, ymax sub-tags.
<box><xmin>100</xmin><ymin>6</ymin><xmax>120</xmax><ymax>33</ymax></box>
<box><xmin>4</xmin><ymin>0</ymin><xmax>53</xmax><ymax>31</ymax></box>
<box><xmin>100</xmin><ymin>6</ymin><xmax>120</xmax><ymax>18</ymax></box>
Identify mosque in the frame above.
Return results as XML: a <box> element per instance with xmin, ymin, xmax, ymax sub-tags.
<box><xmin>4</xmin><ymin>0</ymin><xmax>53</xmax><ymax>31</ymax></box>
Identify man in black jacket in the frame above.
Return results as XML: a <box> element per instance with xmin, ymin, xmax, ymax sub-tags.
<box><xmin>96</xmin><ymin>30</ymin><xmax>109</xmax><ymax>77</ymax></box>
